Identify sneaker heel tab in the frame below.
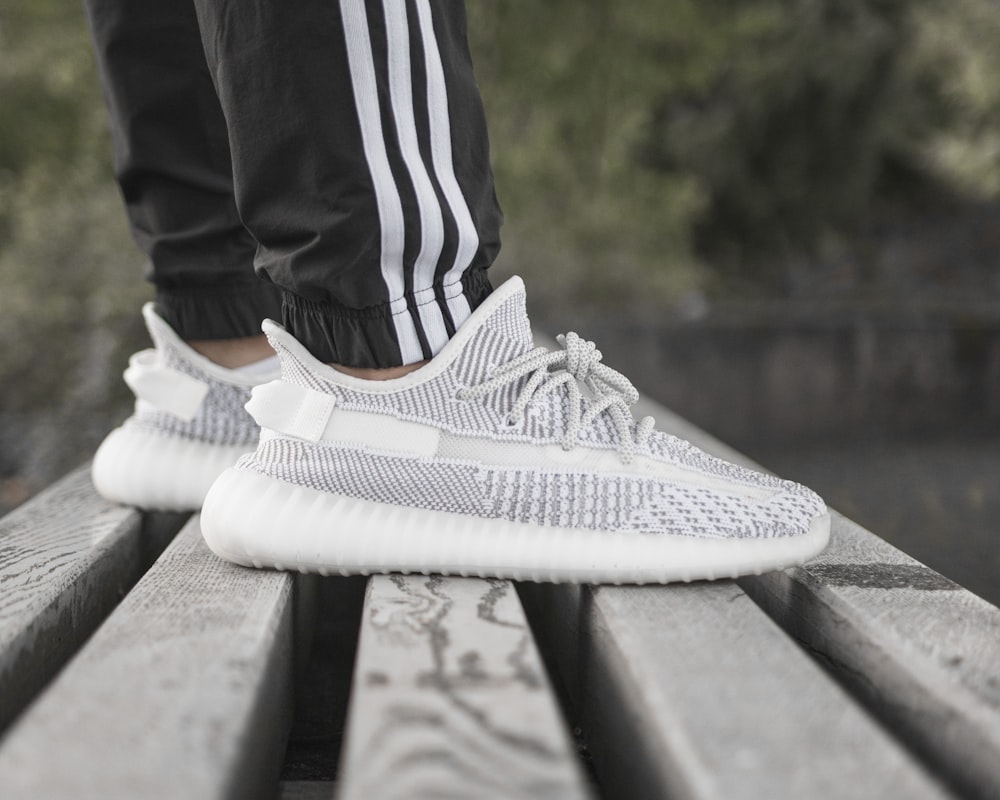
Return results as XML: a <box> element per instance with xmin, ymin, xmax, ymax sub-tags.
<box><xmin>245</xmin><ymin>379</ymin><xmax>336</xmax><ymax>443</ymax></box>
<box><xmin>261</xmin><ymin>318</ymin><xmax>286</xmax><ymax>337</ymax></box>
<box><xmin>262</xmin><ymin>319</ymin><xmax>296</xmax><ymax>360</ymax></box>
<box><xmin>261</xmin><ymin>318</ymin><xmax>324</xmax><ymax>374</ymax></box>
<box><xmin>141</xmin><ymin>301</ymin><xmax>168</xmax><ymax>330</ymax></box>
<box><xmin>141</xmin><ymin>302</ymin><xmax>186</xmax><ymax>354</ymax></box>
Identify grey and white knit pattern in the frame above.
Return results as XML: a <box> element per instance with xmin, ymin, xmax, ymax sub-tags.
<box><xmin>642</xmin><ymin>431</ymin><xmax>802</xmax><ymax>495</ymax></box>
<box><xmin>124</xmin><ymin>322</ymin><xmax>261</xmax><ymax>448</ymax></box>
<box><xmin>248</xmin><ymin>282</ymin><xmax>825</xmax><ymax>540</ymax></box>
<box><xmin>237</xmin><ymin>437</ymin><xmax>818</xmax><ymax>540</ymax></box>
<box><xmin>240</xmin><ymin>438</ymin><xmax>485</xmax><ymax>518</ymax></box>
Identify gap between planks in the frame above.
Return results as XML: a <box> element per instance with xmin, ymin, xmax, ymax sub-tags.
<box><xmin>336</xmin><ymin>574</ymin><xmax>593</xmax><ymax>800</ymax></box>
<box><xmin>0</xmin><ymin>514</ymin><xmax>299</xmax><ymax>800</ymax></box>
<box><xmin>520</xmin><ymin>578</ymin><xmax>949</xmax><ymax>800</ymax></box>
<box><xmin>0</xmin><ymin>464</ymin><xmax>185</xmax><ymax>733</ymax></box>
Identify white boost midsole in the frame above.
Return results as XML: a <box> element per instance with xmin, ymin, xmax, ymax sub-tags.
<box><xmin>200</xmin><ymin>467</ymin><xmax>832</xmax><ymax>584</ymax></box>
<box><xmin>92</xmin><ymin>427</ymin><xmax>255</xmax><ymax>512</ymax></box>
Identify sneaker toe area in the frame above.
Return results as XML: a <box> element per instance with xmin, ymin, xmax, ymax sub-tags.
<box><xmin>764</xmin><ymin>480</ymin><xmax>828</xmax><ymax>537</ymax></box>
<box><xmin>630</xmin><ymin>474</ymin><xmax>827</xmax><ymax>541</ymax></box>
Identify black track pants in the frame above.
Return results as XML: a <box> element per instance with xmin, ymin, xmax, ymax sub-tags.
<box><xmin>83</xmin><ymin>0</ymin><xmax>502</xmax><ymax>367</ymax></box>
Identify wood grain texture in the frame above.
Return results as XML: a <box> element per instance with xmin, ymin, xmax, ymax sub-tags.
<box><xmin>632</xmin><ymin>394</ymin><xmax>1000</xmax><ymax>799</ymax></box>
<box><xmin>521</xmin><ymin>579</ymin><xmax>948</xmax><ymax>800</ymax></box>
<box><xmin>0</xmin><ymin>515</ymin><xmax>296</xmax><ymax>800</ymax></box>
<box><xmin>742</xmin><ymin>515</ymin><xmax>1000</xmax><ymax>799</ymax></box>
<box><xmin>0</xmin><ymin>464</ymin><xmax>183</xmax><ymax>732</ymax></box>
<box><xmin>336</xmin><ymin>575</ymin><xmax>592</xmax><ymax>800</ymax></box>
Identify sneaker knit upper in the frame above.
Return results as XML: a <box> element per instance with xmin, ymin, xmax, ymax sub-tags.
<box><xmin>239</xmin><ymin>277</ymin><xmax>826</xmax><ymax>541</ymax></box>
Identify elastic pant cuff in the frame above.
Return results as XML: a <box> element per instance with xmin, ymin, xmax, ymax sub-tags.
<box><xmin>282</xmin><ymin>270</ymin><xmax>493</xmax><ymax>368</ymax></box>
<box><xmin>155</xmin><ymin>281</ymin><xmax>284</xmax><ymax>340</ymax></box>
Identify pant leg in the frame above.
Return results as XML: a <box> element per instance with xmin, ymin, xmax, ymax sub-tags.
<box><xmin>190</xmin><ymin>0</ymin><xmax>503</xmax><ymax>367</ymax></box>
<box><xmin>83</xmin><ymin>0</ymin><xmax>282</xmax><ymax>340</ymax></box>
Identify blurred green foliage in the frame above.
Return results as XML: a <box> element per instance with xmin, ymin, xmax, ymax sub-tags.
<box><xmin>0</xmin><ymin>0</ymin><xmax>144</xmax><ymax>395</ymax></box>
<box><xmin>914</xmin><ymin>0</ymin><xmax>1000</xmax><ymax>200</ymax></box>
<box><xmin>468</xmin><ymin>0</ymin><xmax>999</xmax><ymax>300</ymax></box>
<box><xmin>0</xmin><ymin>0</ymin><xmax>998</xmax><ymax>496</ymax></box>
<box><xmin>0</xmin><ymin>0</ymin><xmax>144</xmax><ymax>497</ymax></box>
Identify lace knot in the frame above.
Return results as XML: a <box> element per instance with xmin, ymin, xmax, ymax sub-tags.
<box><xmin>559</xmin><ymin>332</ymin><xmax>600</xmax><ymax>382</ymax></box>
<box><xmin>462</xmin><ymin>332</ymin><xmax>655</xmax><ymax>462</ymax></box>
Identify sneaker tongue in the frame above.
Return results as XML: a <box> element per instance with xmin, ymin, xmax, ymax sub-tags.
<box><xmin>458</xmin><ymin>276</ymin><xmax>534</xmax><ymax>375</ymax></box>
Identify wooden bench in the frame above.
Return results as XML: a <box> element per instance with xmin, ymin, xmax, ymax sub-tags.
<box><xmin>0</xmin><ymin>391</ymin><xmax>998</xmax><ymax>799</ymax></box>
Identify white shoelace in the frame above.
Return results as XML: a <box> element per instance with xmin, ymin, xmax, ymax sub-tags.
<box><xmin>460</xmin><ymin>332</ymin><xmax>655</xmax><ymax>462</ymax></box>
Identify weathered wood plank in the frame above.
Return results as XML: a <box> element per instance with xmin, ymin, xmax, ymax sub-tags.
<box><xmin>0</xmin><ymin>464</ymin><xmax>184</xmax><ymax>732</ymax></box>
<box><xmin>336</xmin><ymin>575</ymin><xmax>592</xmax><ymax>800</ymax></box>
<box><xmin>741</xmin><ymin>515</ymin><xmax>1000</xmax><ymax>799</ymax></box>
<box><xmin>633</xmin><ymin>394</ymin><xmax>1000</xmax><ymax>799</ymax></box>
<box><xmin>0</xmin><ymin>515</ymin><xmax>297</xmax><ymax>800</ymax></box>
<box><xmin>520</xmin><ymin>579</ymin><xmax>948</xmax><ymax>800</ymax></box>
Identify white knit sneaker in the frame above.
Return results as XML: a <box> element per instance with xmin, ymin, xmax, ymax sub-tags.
<box><xmin>201</xmin><ymin>276</ymin><xmax>830</xmax><ymax>583</ymax></box>
<box><xmin>92</xmin><ymin>303</ymin><xmax>279</xmax><ymax>511</ymax></box>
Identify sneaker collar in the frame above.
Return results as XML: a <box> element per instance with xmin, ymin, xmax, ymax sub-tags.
<box><xmin>143</xmin><ymin>303</ymin><xmax>280</xmax><ymax>387</ymax></box>
<box><xmin>263</xmin><ymin>275</ymin><xmax>530</xmax><ymax>394</ymax></box>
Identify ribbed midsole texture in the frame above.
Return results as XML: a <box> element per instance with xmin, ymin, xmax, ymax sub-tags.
<box><xmin>91</xmin><ymin>427</ymin><xmax>255</xmax><ymax>512</ymax></box>
<box><xmin>201</xmin><ymin>467</ymin><xmax>831</xmax><ymax>584</ymax></box>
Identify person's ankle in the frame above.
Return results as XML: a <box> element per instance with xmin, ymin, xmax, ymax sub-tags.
<box><xmin>187</xmin><ymin>335</ymin><xmax>276</xmax><ymax>369</ymax></box>
<box><xmin>329</xmin><ymin>360</ymin><xmax>428</xmax><ymax>381</ymax></box>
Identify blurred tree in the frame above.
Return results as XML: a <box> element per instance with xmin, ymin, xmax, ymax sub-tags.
<box><xmin>469</xmin><ymin>0</ymin><xmax>708</xmax><ymax>309</ymax></box>
<box><xmin>0</xmin><ymin>0</ymin><xmax>145</xmax><ymax>500</ymax></box>
<box><xmin>468</xmin><ymin>0</ymin><xmax>984</xmax><ymax>298</ymax></box>
<box><xmin>640</xmin><ymin>0</ymin><xmax>938</xmax><ymax>287</ymax></box>
<box><xmin>915</xmin><ymin>0</ymin><xmax>1000</xmax><ymax>200</ymax></box>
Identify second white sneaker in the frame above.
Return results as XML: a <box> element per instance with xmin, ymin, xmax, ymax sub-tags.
<box><xmin>201</xmin><ymin>276</ymin><xmax>829</xmax><ymax>583</ymax></box>
<box><xmin>93</xmin><ymin>303</ymin><xmax>280</xmax><ymax>511</ymax></box>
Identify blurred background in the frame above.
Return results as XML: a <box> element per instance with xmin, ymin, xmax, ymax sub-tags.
<box><xmin>1</xmin><ymin>0</ymin><xmax>997</xmax><ymax>601</ymax></box>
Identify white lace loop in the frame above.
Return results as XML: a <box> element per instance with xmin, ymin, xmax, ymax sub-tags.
<box><xmin>459</xmin><ymin>332</ymin><xmax>655</xmax><ymax>462</ymax></box>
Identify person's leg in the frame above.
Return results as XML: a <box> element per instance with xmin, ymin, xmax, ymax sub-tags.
<box><xmin>82</xmin><ymin>0</ymin><xmax>282</xmax><ymax>348</ymax></box>
<box><xmin>189</xmin><ymin>0</ymin><xmax>502</xmax><ymax>369</ymax></box>
<box><xmin>183</xmin><ymin>0</ymin><xmax>827</xmax><ymax>582</ymax></box>
<box><xmin>85</xmin><ymin>0</ymin><xmax>285</xmax><ymax>510</ymax></box>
